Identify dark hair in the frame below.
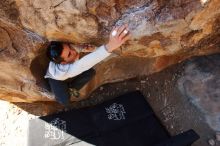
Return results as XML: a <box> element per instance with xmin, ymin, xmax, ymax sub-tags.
<box><xmin>46</xmin><ymin>41</ymin><xmax>64</xmax><ymax>64</ymax></box>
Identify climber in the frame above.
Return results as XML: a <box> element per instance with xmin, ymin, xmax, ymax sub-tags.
<box><xmin>45</xmin><ymin>24</ymin><xmax>131</xmax><ymax>106</ymax></box>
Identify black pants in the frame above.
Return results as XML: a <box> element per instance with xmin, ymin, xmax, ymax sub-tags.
<box><xmin>48</xmin><ymin>69</ymin><xmax>96</xmax><ymax>106</ymax></box>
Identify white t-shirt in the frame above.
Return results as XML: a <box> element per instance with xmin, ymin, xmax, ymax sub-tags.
<box><xmin>44</xmin><ymin>45</ymin><xmax>111</xmax><ymax>81</ymax></box>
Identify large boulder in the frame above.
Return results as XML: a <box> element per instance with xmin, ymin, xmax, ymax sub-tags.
<box><xmin>0</xmin><ymin>0</ymin><xmax>219</xmax><ymax>102</ymax></box>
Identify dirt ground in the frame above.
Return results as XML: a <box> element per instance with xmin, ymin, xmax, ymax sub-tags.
<box><xmin>85</xmin><ymin>61</ymin><xmax>217</xmax><ymax>146</ymax></box>
<box><xmin>1</xmin><ymin>54</ymin><xmax>220</xmax><ymax>146</ymax></box>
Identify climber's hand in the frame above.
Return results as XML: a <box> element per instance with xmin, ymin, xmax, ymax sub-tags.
<box><xmin>105</xmin><ymin>24</ymin><xmax>131</xmax><ymax>53</ymax></box>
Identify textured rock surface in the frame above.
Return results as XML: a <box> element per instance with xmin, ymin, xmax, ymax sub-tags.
<box><xmin>0</xmin><ymin>0</ymin><xmax>220</xmax><ymax>102</ymax></box>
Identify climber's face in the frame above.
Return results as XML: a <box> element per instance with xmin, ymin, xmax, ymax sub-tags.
<box><xmin>60</xmin><ymin>43</ymin><xmax>79</xmax><ymax>64</ymax></box>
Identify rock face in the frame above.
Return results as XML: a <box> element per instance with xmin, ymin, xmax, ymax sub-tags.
<box><xmin>0</xmin><ymin>0</ymin><xmax>220</xmax><ymax>102</ymax></box>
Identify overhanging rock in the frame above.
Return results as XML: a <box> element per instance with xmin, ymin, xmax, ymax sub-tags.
<box><xmin>0</xmin><ymin>0</ymin><xmax>219</xmax><ymax>102</ymax></box>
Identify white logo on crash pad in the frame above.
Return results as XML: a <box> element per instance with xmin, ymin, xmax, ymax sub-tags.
<box><xmin>105</xmin><ymin>103</ymin><xmax>126</xmax><ymax>120</ymax></box>
<box><xmin>44</xmin><ymin>118</ymin><xmax>67</xmax><ymax>140</ymax></box>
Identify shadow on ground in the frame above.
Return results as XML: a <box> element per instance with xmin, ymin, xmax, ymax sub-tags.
<box><xmin>14</xmin><ymin>53</ymin><xmax>220</xmax><ymax>146</ymax></box>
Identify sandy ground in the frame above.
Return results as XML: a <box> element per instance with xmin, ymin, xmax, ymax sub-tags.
<box><xmin>0</xmin><ymin>54</ymin><xmax>220</xmax><ymax>146</ymax></box>
<box><xmin>0</xmin><ymin>100</ymin><xmax>37</xmax><ymax>146</ymax></box>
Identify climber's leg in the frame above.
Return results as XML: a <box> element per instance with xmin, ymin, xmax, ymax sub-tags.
<box><xmin>67</xmin><ymin>68</ymin><xmax>96</xmax><ymax>90</ymax></box>
<box><xmin>48</xmin><ymin>78</ymin><xmax>70</xmax><ymax>106</ymax></box>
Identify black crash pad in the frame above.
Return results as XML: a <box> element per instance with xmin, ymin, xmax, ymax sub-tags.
<box><xmin>28</xmin><ymin>91</ymin><xmax>199</xmax><ymax>146</ymax></box>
